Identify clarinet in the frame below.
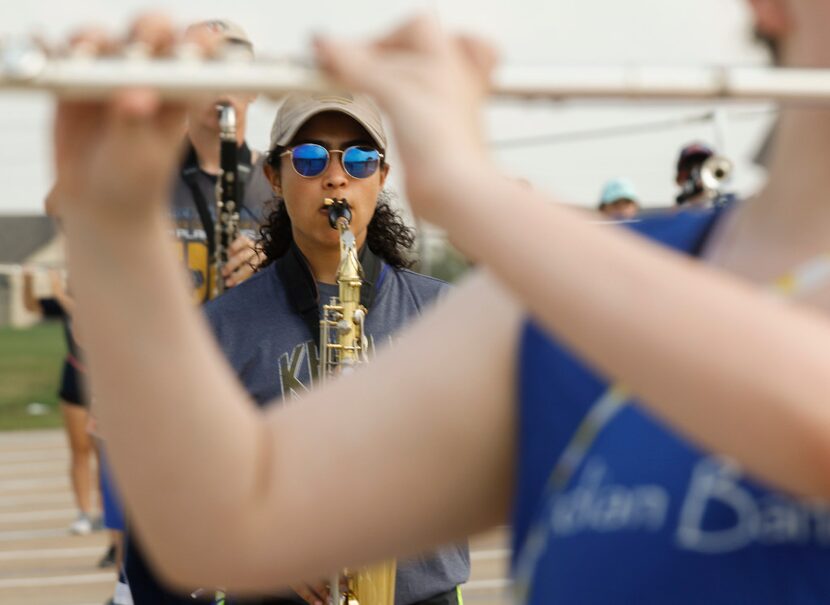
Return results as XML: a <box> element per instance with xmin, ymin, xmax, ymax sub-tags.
<box><xmin>212</xmin><ymin>102</ymin><xmax>242</xmax><ymax>299</ymax></box>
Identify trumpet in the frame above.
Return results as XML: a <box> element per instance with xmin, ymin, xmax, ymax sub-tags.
<box><xmin>700</xmin><ymin>155</ymin><xmax>733</xmax><ymax>194</ymax></box>
<box><xmin>675</xmin><ymin>154</ymin><xmax>735</xmax><ymax>207</ymax></box>
<box><xmin>0</xmin><ymin>262</ymin><xmax>65</xmax><ymax>276</ymax></box>
<box><xmin>4</xmin><ymin>41</ymin><xmax>830</xmax><ymax>103</ymax></box>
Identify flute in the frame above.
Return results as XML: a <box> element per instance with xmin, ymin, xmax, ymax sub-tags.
<box><xmin>0</xmin><ymin>263</ymin><xmax>65</xmax><ymax>277</ymax></box>
<box><xmin>3</xmin><ymin>43</ymin><xmax>830</xmax><ymax>103</ymax></box>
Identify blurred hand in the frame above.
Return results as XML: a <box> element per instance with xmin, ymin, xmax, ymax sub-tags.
<box><xmin>51</xmin><ymin>14</ymin><xmax>193</xmax><ymax>226</ymax></box>
<box><xmin>314</xmin><ymin>14</ymin><xmax>498</xmax><ymax>226</ymax></box>
<box><xmin>222</xmin><ymin>235</ymin><xmax>263</xmax><ymax>287</ymax></box>
<box><xmin>292</xmin><ymin>578</ymin><xmax>346</xmax><ymax>605</ymax></box>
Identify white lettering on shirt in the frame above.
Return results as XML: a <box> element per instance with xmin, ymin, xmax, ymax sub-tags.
<box><xmin>546</xmin><ymin>455</ymin><xmax>830</xmax><ymax>553</ymax></box>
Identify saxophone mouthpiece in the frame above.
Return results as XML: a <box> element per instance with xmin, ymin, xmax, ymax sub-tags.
<box><xmin>324</xmin><ymin>197</ymin><xmax>352</xmax><ymax>229</ymax></box>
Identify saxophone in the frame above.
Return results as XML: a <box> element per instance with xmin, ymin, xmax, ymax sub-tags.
<box><xmin>319</xmin><ymin>198</ymin><xmax>397</xmax><ymax>605</ymax></box>
<box><xmin>212</xmin><ymin>102</ymin><xmax>241</xmax><ymax>299</ymax></box>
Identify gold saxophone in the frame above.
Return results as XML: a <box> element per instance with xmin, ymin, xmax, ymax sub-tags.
<box><xmin>319</xmin><ymin>198</ymin><xmax>396</xmax><ymax>605</ymax></box>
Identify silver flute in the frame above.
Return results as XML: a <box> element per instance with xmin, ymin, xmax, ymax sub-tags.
<box><xmin>0</xmin><ymin>263</ymin><xmax>65</xmax><ymax>276</ymax></box>
<box><xmin>3</xmin><ymin>42</ymin><xmax>830</xmax><ymax>103</ymax></box>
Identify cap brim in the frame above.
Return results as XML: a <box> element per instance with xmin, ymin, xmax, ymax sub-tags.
<box><xmin>274</xmin><ymin>103</ymin><xmax>386</xmax><ymax>151</ymax></box>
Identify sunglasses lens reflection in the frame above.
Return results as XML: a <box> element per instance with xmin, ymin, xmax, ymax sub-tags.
<box><xmin>291</xmin><ymin>143</ymin><xmax>329</xmax><ymax>177</ymax></box>
<box><xmin>343</xmin><ymin>146</ymin><xmax>381</xmax><ymax>179</ymax></box>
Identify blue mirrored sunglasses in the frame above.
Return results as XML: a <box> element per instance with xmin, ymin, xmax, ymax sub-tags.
<box><xmin>280</xmin><ymin>143</ymin><xmax>384</xmax><ymax>179</ymax></box>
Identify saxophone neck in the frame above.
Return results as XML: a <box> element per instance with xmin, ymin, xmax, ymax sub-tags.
<box><xmin>324</xmin><ymin>198</ymin><xmax>361</xmax><ymax>276</ymax></box>
<box><xmin>335</xmin><ymin>216</ymin><xmax>350</xmax><ymax>236</ymax></box>
<box><xmin>337</xmin><ymin>222</ymin><xmax>362</xmax><ymax>284</ymax></box>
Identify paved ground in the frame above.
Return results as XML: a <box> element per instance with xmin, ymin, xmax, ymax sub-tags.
<box><xmin>0</xmin><ymin>430</ymin><xmax>510</xmax><ymax>605</ymax></box>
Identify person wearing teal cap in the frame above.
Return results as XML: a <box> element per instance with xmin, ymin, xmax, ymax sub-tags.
<box><xmin>598</xmin><ymin>178</ymin><xmax>640</xmax><ymax>219</ymax></box>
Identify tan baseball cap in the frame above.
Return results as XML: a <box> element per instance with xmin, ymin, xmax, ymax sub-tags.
<box><xmin>269</xmin><ymin>92</ymin><xmax>387</xmax><ymax>152</ymax></box>
<box><xmin>185</xmin><ymin>19</ymin><xmax>254</xmax><ymax>57</ymax></box>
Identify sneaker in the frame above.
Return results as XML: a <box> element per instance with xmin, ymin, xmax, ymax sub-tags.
<box><xmin>92</xmin><ymin>514</ymin><xmax>105</xmax><ymax>531</ymax></box>
<box><xmin>69</xmin><ymin>512</ymin><xmax>93</xmax><ymax>535</ymax></box>
<box><xmin>97</xmin><ymin>544</ymin><xmax>116</xmax><ymax>568</ymax></box>
<box><xmin>113</xmin><ymin>579</ymin><xmax>134</xmax><ymax>605</ymax></box>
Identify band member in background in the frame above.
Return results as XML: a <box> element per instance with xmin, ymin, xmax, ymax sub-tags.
<box><xmin>674</xmin><ymin>142</ymin><xmax>736</xmax><ymax>208</ymax></box>
<box><xmin>53</xmin><ymin>2</ymin><xmax>830</xmax><ymax>604</ymax></box>
<box><xmin>21</xmin><ymin>269</ymin><xmax>101</xmax><ymax>533</ymax></box>
<box><xmin>172</xmin><ymin>19</ymin><xmax>272</xmax><ymax>302</ymax></box>
<box><xmin>597</xmin><ymin>178</ymin><xmax>640</xmax><ymax>219</ymax></box>
<box><xmin>674</xmin><ymin>142</ymin><xmax>714</xmax><ymax>206</ymax></box>
<box><xmin>127</xmin><ymin>91</ymin><xmax>470</xmax><ymax>605</ymax></box>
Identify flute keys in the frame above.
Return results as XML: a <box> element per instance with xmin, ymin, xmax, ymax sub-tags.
<box><xmin>173</xmin><ymin>41</ymin><xmax>204</xmax><ymax>62</ymax></box>
<box><xmin>122</xmin><ymin>41</ymin><xmax>152</xmax><ymax>61</ymax></box>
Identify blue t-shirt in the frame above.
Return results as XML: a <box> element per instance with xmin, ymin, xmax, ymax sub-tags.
<box><xmin>205</xmin><ymin>261</ymin><xmax>471</xmax><ymax>605</ymax></box>
<box><xmin>513</xmin><ymin>209</ymin><xmax>830</xmax><ymax>604</ymax></box>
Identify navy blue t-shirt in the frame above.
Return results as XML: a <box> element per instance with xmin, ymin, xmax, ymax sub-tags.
<box><xmin>125</xmin><ymin>259</ymin><xmax>470</xmax><ymax>605</ymax></box>
<box><xmin>513</xmin><ymin>209</ymin><xmax>830</xmax><ymax>604</ymax></box>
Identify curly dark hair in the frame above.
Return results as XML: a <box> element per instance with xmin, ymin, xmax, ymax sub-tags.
<box><xmin>259</xmin><ymin>149</ymin><xmax>416</xmax><ymax>270</ymax></box>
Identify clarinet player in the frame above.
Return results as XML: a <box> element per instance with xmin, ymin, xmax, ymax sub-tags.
<box><xmin>170</xmin><ymin>19</ymin><xmax>273</xmax><ymax>302</ymax></box>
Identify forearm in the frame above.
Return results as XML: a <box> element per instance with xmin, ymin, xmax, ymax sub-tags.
<box><xmin>63</xmin><ymin>209</ymin><xmax>264</xmax><ymax>566</ymax></box>
<box><xmin>443</xmin><ymin>169</ymin><xmax>830</xmax><ymax>498</ymax></box>
<box><xmin>62</xmin><ymin>198</ymin><xmax>518</xmax><ymax>591</ymax></box>
<box><xmin>52</xmin><ymin>287</ymin><xmax>76</xmax><ymax>316</ymax></box>
<box><xmin>224</xmin><ymin>271</ymin><xmax>518</xmax><ymax>592</ymax></box>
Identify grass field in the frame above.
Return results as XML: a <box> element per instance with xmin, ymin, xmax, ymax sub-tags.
<box><xmin>0</xmin><ymin>321</ymin><xmax>66</xmax><ymax>431</ymax></box>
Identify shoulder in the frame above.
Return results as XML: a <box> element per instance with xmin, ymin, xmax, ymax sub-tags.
<box><xmin>385</xmin><ymin>267</ymin><xmax>449</xmax><ymax>304</ymax></box>
<box><xmin>247</xmin><ymin>147</ymin><xmax>269</xmax><ymax>179</ymax></box>
<box><xmin>242</xmin><ymin>147</ymin><xmax>275</xmax><ymax>213</ymax></box>
<box><xmin>250</xmin><ymin>149</ymin><xmax>266</xmax><ymax>167</ymax></box>
<box><xmin>519</xmin><ymin>207</ymin><xmax>731</xmax><ymax>367</ymax></box>
<box><xmin>204</xmin><ymin>265</ymin><xmax>284</xmax><ymax>325</ymax></box>
<box><xmin>620</xmin><ymin>206</ymin><xmax>728</xmax><ymax>254</ymax></box>
<box><xmin>169</xmin><ymin>171</ymin><xmax>194</xmax><ymax>206</ymax></box>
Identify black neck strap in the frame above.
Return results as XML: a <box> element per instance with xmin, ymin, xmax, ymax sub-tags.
<box><xmin>274</xmin><ymin>241</ymin><xmax>384</xmax><ymax>348</ymax></box>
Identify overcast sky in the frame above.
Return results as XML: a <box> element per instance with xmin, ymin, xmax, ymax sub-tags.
<box><xmin>0</xmin><ymin>0</ymin><xmax>772</xmax><ymax>214</ymax></box>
